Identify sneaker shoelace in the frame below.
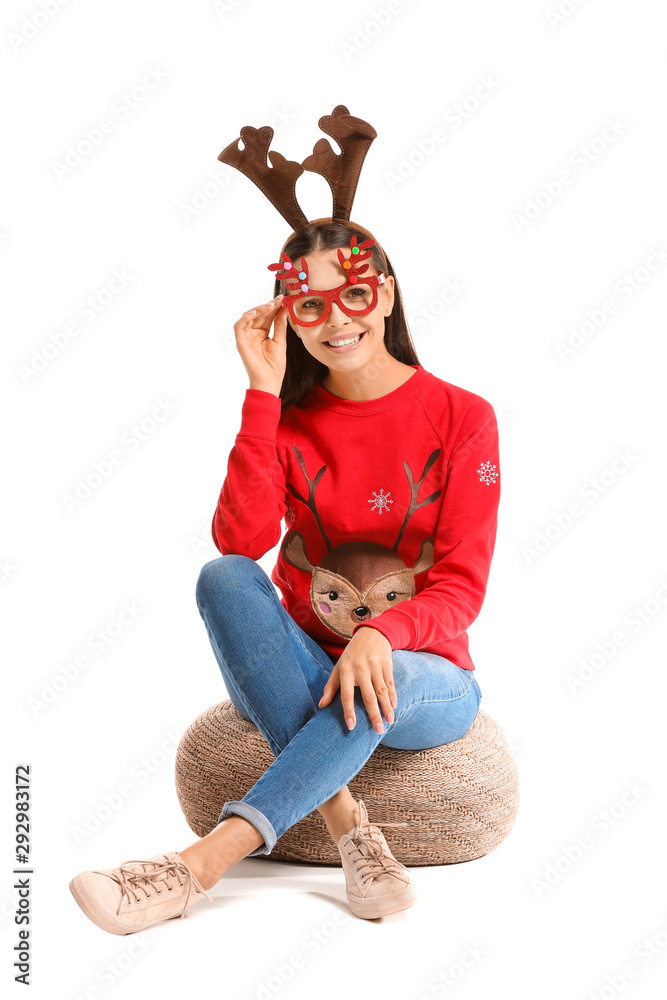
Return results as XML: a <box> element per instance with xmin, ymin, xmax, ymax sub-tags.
<box><xmin>345</xmin><ymin>811</ymin><xmax>409</xmax><ymax>884</ymax></box>
<box><xmin>92</xmin><ymin>855</ymin><xmax>213</xmax><ymax>919</ymax></box>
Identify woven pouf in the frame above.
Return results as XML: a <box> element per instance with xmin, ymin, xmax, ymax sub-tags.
<box><xmin>175</xmin><ymin>699</ymin><xmax>519</xmax><ymax>867</ymax></box>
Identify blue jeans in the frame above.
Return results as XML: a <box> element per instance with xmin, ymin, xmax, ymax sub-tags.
<box><xmin>195</xmin><ymin>555</ymin><xmax>482</xmax><ymax>857</ymax></box>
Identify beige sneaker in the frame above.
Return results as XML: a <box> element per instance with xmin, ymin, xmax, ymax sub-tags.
<box><xmin>337</xmin><ymin>800</ymin><xmax>418</xmax><ymax>919</ymax></box>
<box><xmin>69</xmin><ymin>851</ymin><xmax>213</xmax><ymax>935</ymax></box>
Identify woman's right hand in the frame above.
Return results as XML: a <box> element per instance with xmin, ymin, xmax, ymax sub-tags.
<box><xmin>234</xmin><ymin>294</ymin><xmax>288</xmax><ymax>395</ymax></box>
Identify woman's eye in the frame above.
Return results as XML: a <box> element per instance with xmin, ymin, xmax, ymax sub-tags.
<box><xmin>343</xmin><ymin>286</ymin><xmax>370</xmax><ymax>302</ymax></box>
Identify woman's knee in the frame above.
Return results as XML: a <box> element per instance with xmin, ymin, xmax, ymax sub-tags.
<box><xmin>388</xmin><ymin>651</ymin><xmax>477</xmax><ymax>707</ymax></box>
<box><xmin>195</xmin><ymin>554</ymin><xmax>264</xmax><ymax>609</ymax></box>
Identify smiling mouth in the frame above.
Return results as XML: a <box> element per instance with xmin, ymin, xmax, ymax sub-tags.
<box><xmin>323</xmin><ymin>332</ymin><xmax>365</xmax><ymax>348</ymax></box>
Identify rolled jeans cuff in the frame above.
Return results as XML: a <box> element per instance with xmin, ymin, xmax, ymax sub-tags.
<box><xmin>218</xmin><ymin>800</ymin><xmax>277</xmax><ymax>857</ymax></box>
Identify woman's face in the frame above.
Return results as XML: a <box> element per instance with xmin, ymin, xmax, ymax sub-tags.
<box><xmin>283</xmin><ymin>248</ymin><xmax>395</xmax><ymax>370</ymax></box>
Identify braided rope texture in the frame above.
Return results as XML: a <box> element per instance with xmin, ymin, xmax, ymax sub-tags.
<box><xmin>174</xmin><ymin>701</ymin><xmax>519</xmax><ymax>867</ymax></box>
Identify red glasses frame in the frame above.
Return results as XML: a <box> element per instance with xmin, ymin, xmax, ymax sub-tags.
<box><xmin>268</xmin><ymin>235</ymin><xmax>386</xmax><ymax>328</ymax></box>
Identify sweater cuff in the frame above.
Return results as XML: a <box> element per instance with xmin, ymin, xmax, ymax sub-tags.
<box><xmin>239</xmin><ymin>388</ymin><xmax>282</xmax><ymax>439</ymax></box>
<box><xmin>352</xmin><ymin>609</ymin><xmax>416</xmax><ymax>651</ymax></box>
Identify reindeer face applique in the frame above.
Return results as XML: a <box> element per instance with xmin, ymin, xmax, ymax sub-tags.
<box><xmin>280</xmin><ymin>445</ymin><xmax>443</xmax><ymax>640</ymax></box>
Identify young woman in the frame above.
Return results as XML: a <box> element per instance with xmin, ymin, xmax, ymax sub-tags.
<box><xmin>69</xmin><ymin>220</ymin><xmax>500</xmax><ymax>935</ymax></box>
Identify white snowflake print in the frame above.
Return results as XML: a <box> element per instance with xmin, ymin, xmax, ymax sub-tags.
<box><xmin>368</xmin><ymin>488</ymin><xmax>394</xmax><ymax>513</ymax></box>
<box><xmin>477</xmin><ymin>460</ymin><xmax>499</xmax><ymax>486</ymax></box>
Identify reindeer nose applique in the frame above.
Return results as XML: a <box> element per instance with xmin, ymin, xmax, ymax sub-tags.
<box><xmin>354</xmin><ymin>606</ymin><xmax>370</xmax><ymax>619</ymax></box>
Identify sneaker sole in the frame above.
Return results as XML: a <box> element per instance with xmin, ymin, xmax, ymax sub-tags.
<box><xmin>69</xmin><ymin>875</ymin><xmax>186</xmax><ymax>935</ymax></box>
<box><xmin>347</xmin><ymin>880</ymin><xmax>418</xmax><ymax>920</ymax></box>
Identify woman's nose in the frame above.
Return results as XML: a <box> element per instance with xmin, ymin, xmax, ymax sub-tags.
<box><xmin>326</xmin><ymin>301</ymin><xmax>349</xmax><ymax>327</ymax></box>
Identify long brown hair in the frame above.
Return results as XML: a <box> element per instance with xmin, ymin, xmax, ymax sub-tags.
<box><xmin>272</xmin><ymin>220</ymin><xmax>420</xmax><ymax>413</ymax></box>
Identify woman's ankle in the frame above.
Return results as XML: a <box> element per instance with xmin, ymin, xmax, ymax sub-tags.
<box><xmin>320</xmin><ymin>797</ymin><xmax>361</xmax><ymax>844</ymax></box>
<box><xmin>179</xmin><ymin>817</ymin><xmax>264</xmax><ymax>889</ymax></box>
<box><xmin>178</xmin><ymin>844</ymin><xmax>226</xmax><ymax>891</ymax></box>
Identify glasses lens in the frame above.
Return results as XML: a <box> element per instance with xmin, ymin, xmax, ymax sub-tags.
<box><xmin>340</xmin><ymin>284</ymin><xmax>375</xmax><ymax>312</ymax></box>
<box><xmin>293</xmin><ymin>295</ymin><xmax>327</xmax><ymax>323</ymax></box>
<box><xmin>292</xmin><ymin>284</ymin><xmax>375</xmax><ymax>323</ymax></box>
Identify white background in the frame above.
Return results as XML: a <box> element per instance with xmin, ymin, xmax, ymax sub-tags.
<box><xmin>2</xmin><ymin>0</ymin><xmax>666</xmax><ymax>997</ymax></box>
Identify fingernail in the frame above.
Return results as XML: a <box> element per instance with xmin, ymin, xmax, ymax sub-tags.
<box><xmin>346</xmin><ymin>718</ymin><xmax>355</xmax><ymax>729</ymax></box>
<box><xmin>247</xmin><ymin>309</ymin><xmax>256</xmax><ymax>315</ymax></box>
<box><xmin>375</xmin><ymin>722</ymin><xmax>384</xmax><ymax>733</ymax></box>
<box><xmin>387</xmin><ymin>712</ymin><xmax>394</xmax><ymax>723</ymax></box>
<box><xmin>391</xmin><ymin>698</ymin><xmax>397</xmax><ymax>709</ymax></box>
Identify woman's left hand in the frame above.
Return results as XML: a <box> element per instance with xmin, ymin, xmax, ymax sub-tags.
<box><xmin>318</xmin><ymin>626</ymin><xmax>398</xmax><ymax>732</ymax></box>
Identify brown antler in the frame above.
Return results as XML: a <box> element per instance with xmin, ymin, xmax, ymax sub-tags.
<box><xmin>289</xmin><ymin>445</ymin><xmax>332</xmax><ymax>551</ymax></box>
<box><xmin>218</xmin><ymin>125</ymin><xmax>309</xmax><ymax>230</ymax></box>
<box><xmin>302</xmin><ymin>105</ymin><xmax>378</xmax><ymax>221</ymax></box>
<box><xmin>393</xmin><ymin>450</ymin><xmax>442</xmax><ymax>552</ymax></box>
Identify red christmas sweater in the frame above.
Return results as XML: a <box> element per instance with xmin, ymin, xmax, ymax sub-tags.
<box><xmin>211</xmin><ymin>364</ymin><xmax>500</xmax><ymax>672</ymax></box>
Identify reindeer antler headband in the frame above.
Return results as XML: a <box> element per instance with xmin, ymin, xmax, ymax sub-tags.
<box><xmin>218</xmin><ymin>105</ymin><xmax>389</xmax><ymax>314</ymax></box>
<box><xmin>218</xmin><ymin>104</ymin><xmax>378</xmax><ymax>231</ymax></box>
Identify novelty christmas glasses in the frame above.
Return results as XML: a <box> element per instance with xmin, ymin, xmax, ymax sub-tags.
<box><xmin>268</xmin><ymin>234</ymin><xmax>386</xmax><ymax>327</ymax></box>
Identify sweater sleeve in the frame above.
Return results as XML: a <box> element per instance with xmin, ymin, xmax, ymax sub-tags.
<box><xmin>211</xmin><ymin>388</ymin><xmax>287</xmax><ymax>561</ymax></box>
<box><xmin>352</xmin><ymin>400</ymin><xmax>500</xmax><ymax>651</ymax></box>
